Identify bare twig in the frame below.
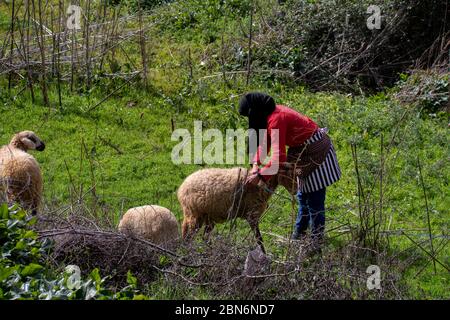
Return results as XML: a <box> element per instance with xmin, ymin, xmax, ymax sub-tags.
<box><xmin>417</xmin><ymin>156</ymin><xmax>437</xmax><ymax>274</ymax></box>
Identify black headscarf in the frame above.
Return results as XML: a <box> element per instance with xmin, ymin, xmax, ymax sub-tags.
<box><xmin>238</xmin><ymin>92</ymin><xmax>276</xmax><ymax>131</ymax></box>
<box><xmin>239</xmin><ymin>92</ymin><xmax>276</xmax><ymax>156</ymax></box>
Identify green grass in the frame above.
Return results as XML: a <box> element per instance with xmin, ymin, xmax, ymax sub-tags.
<box><xmin>1</xmin><ymin>79</ymin><xmax>448</xmax><ymax>298</ymax></box>
<box><xmin>0</xmin><ymin>0</ymin><xmax>448</xmax><ymax>299</ymax></box>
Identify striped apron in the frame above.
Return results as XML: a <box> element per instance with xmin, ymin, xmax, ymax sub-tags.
<box><xmin>287</xmin><ymin>128</ymin><xmax>341</xmax><ymax>193</ymax></box>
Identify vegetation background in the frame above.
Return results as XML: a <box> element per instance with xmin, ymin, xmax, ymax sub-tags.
<box><xmin>0</xmin><ymin>0</ymin><xmax>448</xmax><ymax>299</ymax></box>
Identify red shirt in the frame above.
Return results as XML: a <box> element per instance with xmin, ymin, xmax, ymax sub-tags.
<box><xmin>253</xmin><ymin>105</ymin><xmax>318</xmax><ymax>179</ymax></box>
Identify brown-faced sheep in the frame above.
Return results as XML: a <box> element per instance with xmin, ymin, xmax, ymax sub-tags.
<box><xmin>118</xmin><ymin>205</ymin><xmax>180</xmax><ymax>245</ymax></box>
<box><xmin>177</xmin><ymin>167</ymin><xmax>281</xmax><ymax>253</ymax></box>
<box><xmin>0</xmin><ymin>131</ymin><xmax>45</xmax><ymax>214</ymax></box>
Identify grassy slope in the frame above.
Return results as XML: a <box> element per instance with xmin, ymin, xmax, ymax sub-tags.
<box><xmin>0</xmin><ymin>0</ymin><xmax>448</xmax><ymax>298</ymax></box>
<box><xmin>1</xmin><ymin>81</ymin><xmax>448</xmax><ymax>298</ymax></box>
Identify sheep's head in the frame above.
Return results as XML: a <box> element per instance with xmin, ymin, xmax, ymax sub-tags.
<box><xmin>277</xmin><ymin>163</ymin><xmax>300</xmax><ymax>195</ymax></box>
<box><xmin>10</xmin><ymin>131</ymin><xmax>46</xmax><ymax>152</ymax></box>
<box><xmin>249</xmin><ymin>165</ymin><xmax>297</xmax><ymax>196</ymax></box>
<box><xmin>249</xmin><ymin>171</ymin><xmax>280</xmax><ymax>200</ymax></box>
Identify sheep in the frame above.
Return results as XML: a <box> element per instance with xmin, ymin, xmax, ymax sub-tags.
<box><xmin>177</xmin><ymin>167</ymin><xmax>281</xmax><ymax>253</ymax></box>
<box><xmin>0</xmin><ymin>131</ymin><xmax>45</xmax><ymax>214</ymax></box>
<box><xmin>118</xmin><ymin>205</ymin><xmax>180</xmax><ymax>245</ymax></box>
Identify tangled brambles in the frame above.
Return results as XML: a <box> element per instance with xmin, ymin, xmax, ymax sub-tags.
<box><xmin>156</xmin><ymin>235</ymin><xmax>406</xmax><ymax>299</ymax></box>
<box><xmin>34</xmin><ymin>206</ymin><xmax>406</xmax><ymax>298</ymax></box>
<box><xmin>36</xmin><ymin>213</ymin><xmax>172</xmax><ymax>288</ymax></box>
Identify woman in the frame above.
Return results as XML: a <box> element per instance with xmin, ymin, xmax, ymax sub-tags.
<box><xmin>238</xmin><ymin>92</ymin><xmax>341</xmax><ymax>245</ymax></box>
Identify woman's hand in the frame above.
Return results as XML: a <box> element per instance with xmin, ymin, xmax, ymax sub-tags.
<box><xmin>250</xmin><ymin>163</ymin><xmax>259</xmax><ymax>175</ymax></box>
<box><xmin>245</xmin><ymin>163</ymin><xmax>261</xmax><ymax>186</ymax></box>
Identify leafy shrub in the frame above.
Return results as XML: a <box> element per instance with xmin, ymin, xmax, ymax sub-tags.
<box><xmin>253</xmin><ymin>0</ymin><xmax>448</xmax><ymax>91</ymax></box>
<box><xmin>393</xmin><ymin>71</ymin><xmax>449</xmax><ymax>115</ymax></box>
<box><xmin>0</xmin><ymin>204</ymin><xmax>146</xmax><ymax>300</ymax></box>
<box><xmin>153</xmin><ymin>0</ymin><xmax>252</xmax><ymax>40</ymax></box>
<box><xmin>128</xmin><ymin>0</ymin><xmax>173</xmax><ymax>12</ymax></box>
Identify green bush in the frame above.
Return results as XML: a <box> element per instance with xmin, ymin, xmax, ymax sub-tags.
<box><xmin>394</xmin><ymin>71</ymin><xmax>449</xmax><ymax>115</ymax></box>
<box><xmin>128</xmin><ymin>0</ymin><xmax>172</xmax><ymax>11</ymax></box>
<box><xmin>153</xmin><ymin>0</ymin><xmax>252</xmax><ymax>41</ymax></box>
<box><xmin>254</xmin><ymin>0</ymin><xmax>448</xmax><ymax>91</ymax></box>
<box><xmin>0</xmin><ymin>204</ymin><xmax>147</xmax><ymax>300</ymax></box>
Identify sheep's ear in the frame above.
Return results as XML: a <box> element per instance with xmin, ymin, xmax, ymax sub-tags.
<box><xmin>21</xmin><ymin>137</ymin><xmax>36</xmax><ymax>150</ymax></box>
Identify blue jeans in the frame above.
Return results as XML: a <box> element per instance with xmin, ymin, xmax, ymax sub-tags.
<box><xmin>295</xmin><ymin>188</ymin><xmax>326</xmax><ymax>239</ymax></box>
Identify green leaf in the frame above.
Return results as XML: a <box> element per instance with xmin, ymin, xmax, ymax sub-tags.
<box><xmin>89</xmin><ymin>268</ymin><xmax>102</xmax><ymax>291</ymax></box>
<box><xmin>126</xmin><ymin>271</ymin><xmax>138</xmax><ymax>288</ymax></box>
<box><xmin>0</xmin><ymin>203</ymin><xmax>8</xmax><ymax>219</ymax></box>
<box><xmin>23</xmin><ymin>230</ymin><xmax>37</xmax><ymax>239</ymax></box>
<box><xmin>21</xmin><ymin>263</ymin><xmax>44</xmax><ymax>276</ymax></box>
<box><xmin>27</xmin><ymin>216</ymin><xmax>38</xmax><ymax>226</ymax></box>
<box><xmin>13</xmin><ymin>209</ymin><xmax>26</xmax><ymax>221</ymax></box>
<box><xmin>14</xmin><ymin>240</ymin><xmax>26</xmax><ymax>250</ymax></box>
<box><xmin>0</xmin><ymin>265</ymin><xmax>18</xmax><ymax>281</ymax></box>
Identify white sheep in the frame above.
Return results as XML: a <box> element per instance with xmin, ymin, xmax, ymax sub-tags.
<box><xmin>0</xmin><ymin>131</ymin><xmax>45</xmax><ymax>214</ymax></box>
<box><xmin>118</xmin><ymin>205</ymin><xmax>180</xmax><ymax>245</ymax></box>
<box><xmin>177</xmin><ymin>167</ymin><xmax>282</xmax><ymax>252</ymax></box>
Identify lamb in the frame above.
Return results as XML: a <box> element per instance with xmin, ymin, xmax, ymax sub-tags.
<box><xmin>177</xmin><ymin>167</ymin><xmax>282</xmax><ymax>253</ymax></box>
<box><xmin>0</xmin><ymin>131</ymin><xmax>46</xmax><ymax>214</ymax></box>
<box><xmin>118</xmin><ymin>205</ymin><xmax>180</xmax><ymax>245</ymax></box>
